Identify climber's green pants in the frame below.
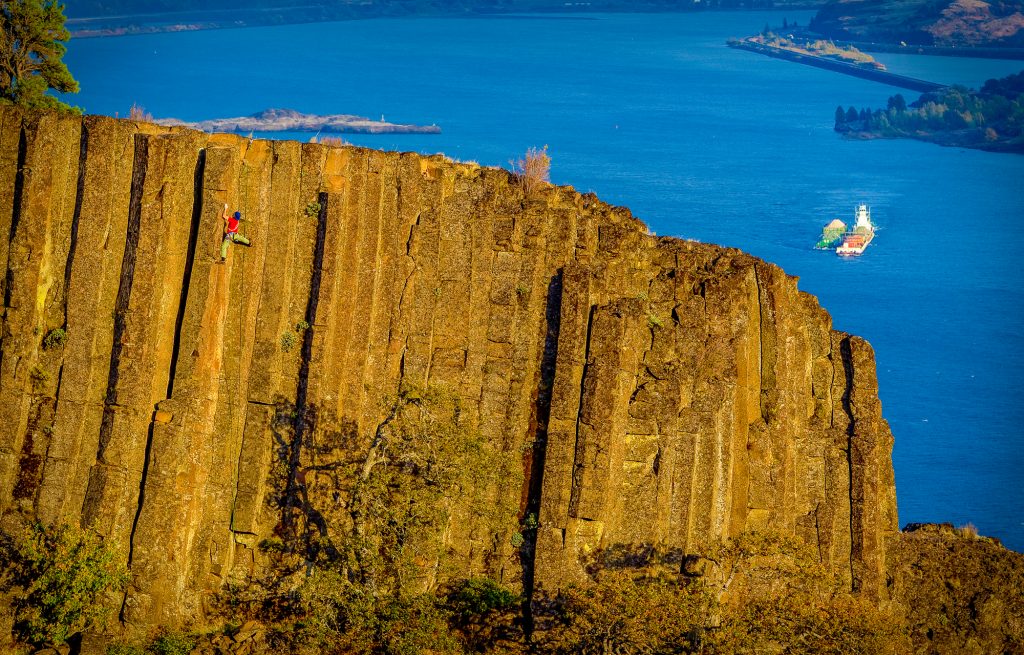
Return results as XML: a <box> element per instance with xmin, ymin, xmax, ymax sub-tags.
<box><xmin>221</xmin><ymin>233</ymin><xmax>251</xmax><ymax>259</ymax></box>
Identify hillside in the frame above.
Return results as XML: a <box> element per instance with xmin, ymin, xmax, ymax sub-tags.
<box><xmin>809</xmin><ymin>0</ymin><xmax>1024</xmax><ymax>47</ymax></box>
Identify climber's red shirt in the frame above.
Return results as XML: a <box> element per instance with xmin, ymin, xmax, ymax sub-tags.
<box><xmin>226</xmin><ymin>215</ymin><xmax>240</xmax><ymax>234</ymax></box>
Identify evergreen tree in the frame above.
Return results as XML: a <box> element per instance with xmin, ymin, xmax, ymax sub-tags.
<box><xmin>783</xmin><ymin>17</ymin><xmax>788</xmax><ymax>30</ymax></box>
<box><xmin>835</xmin><ymin>105</ymin><xmax>847</xmax><ymax>125</ymax></box>
<box><xmin>847</xmin><ymin>106</ymin><xmax>860</xmax><ymax>122</ymax></box>
<box><xmin>886</xmin><ymin>94</ymin><xmax>909</xmax><ymax>112</ymax></box>
<box><xmin>0</xmin><ymin>0</ymin><xmax>79</xmax><ymax>113</ymax></box>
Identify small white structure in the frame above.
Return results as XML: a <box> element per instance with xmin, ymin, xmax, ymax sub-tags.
<box><xmin>854</xmin><ymin>203</ymin><xmax>873</xmax><ymax>231</ymax></box>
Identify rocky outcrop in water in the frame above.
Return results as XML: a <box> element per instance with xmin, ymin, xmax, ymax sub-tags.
<box><xmin>154</xmin><ymin>108</ymin><xmax>441</xmax><ymax>135</ymax></box>
<box><xmin>0</xmin><ymin>108</ymin><xmax>899</xmax><ymax>643</ymax></box>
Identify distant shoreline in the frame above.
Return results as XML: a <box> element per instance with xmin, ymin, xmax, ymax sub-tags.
<box><xmin>837</xmin><ymin>127</ymin><xmax>1024</xmax><ymax>154</ymax></box>
<box><xmin>67</xmin><ymin>5</ymin><xmax>826</xmax><ymax>39</ymax></box>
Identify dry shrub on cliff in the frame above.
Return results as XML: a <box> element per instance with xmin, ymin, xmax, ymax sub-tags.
<box><xmin>956</xmin><ymin>522</ymin><xmax>979</xmax><ymax>538</ymax></box>
<box><xmin>128</xmin><ymin>103</ymin><xmax>152</xmax><ymax>121</ymax></box>
<box><xmin>512</xmin><ymin>145</ymin><xmax>551</xmax><ymax>195</ymax></box>
<box><xmin>309</xmin><ymin>134</ymin><xmax>348</xmax><ymax>147</ymax></box>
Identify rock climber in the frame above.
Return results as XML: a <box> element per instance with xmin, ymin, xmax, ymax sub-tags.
<box><xmin>220</xmin><ymin>203</ymin><xmax>252</xmax><ymax>260</ymax></box>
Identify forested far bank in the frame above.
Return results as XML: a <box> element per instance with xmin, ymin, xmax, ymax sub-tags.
<box><xmin>835</xmin><ymin>70</ymin><xmax>1024</xmax><ymax>152</ymax></box>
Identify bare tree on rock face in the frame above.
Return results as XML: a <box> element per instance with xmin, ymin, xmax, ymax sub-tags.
<box><xmin>0</xmin><ymin>0</ymin><xmax>79</xmax><ymax>113</ymax></box>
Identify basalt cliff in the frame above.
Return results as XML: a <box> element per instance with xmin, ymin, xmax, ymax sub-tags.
<box><xmin>0</xmin><ymin>108</ymin><xmax>907</xmax><ymax>646</ymax></box>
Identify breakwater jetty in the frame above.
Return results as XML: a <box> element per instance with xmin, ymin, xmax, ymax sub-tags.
<box><xmin>727</xmin><ymin>38</ymin><xmax>946</xmax><ymax>93</ymax></box>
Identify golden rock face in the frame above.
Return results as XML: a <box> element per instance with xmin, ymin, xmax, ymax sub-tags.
<box><xmin>0</xmin><ymin>107</ymin><xmax>897</xmax><ymax>630</ymax></box>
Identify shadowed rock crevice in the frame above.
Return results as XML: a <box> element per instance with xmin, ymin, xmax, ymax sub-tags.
<box><xmin>1</xmin><ymin>125</ymin><xmax>28</xmax><ymax>316</ymax></box>
<box><xmin>166</xmin><ymin>149</ymin><xmax>205</xmax><ymax>398</ymax></box>
<box><xmin>62</xmin><ymin>125</ymin><xmax>89</xmax><ymax>330</ymax></box>
<box><xmin>521</xmin><ymin>270</ymin><xmax>564</xmax><ymax>630</ymax></box>
<box><xmin>567</xmin><ymin>303</ymin><xmax>597</xmax><ymax>520</ymax></box>
<box><xmin>524</xmin><ymin>271</ymin><xmax>564</xmax><ymax>521</ymax></box>
<box><xmin>839</xmin><ymin>337</ymin><xmax>856</xmax><ymax>431</ymax></box>
<box><xmin>281</xmin><ymin>191</ymin><xmax>329</xmax><ymax>542</ymax></box>
<box><xmin>12</xmin><ymin>396</ymin><xmax>55</xmax><ymax>503</ymax></box>
<box><xmin>839</xmin><ymin>335</ymin><xmax>859</xmax><ymax>590</ymax></box>
<box><xmin>125</xmin><ymin>419</ymin><xmax>155</xmax><ymax>573</ymax></box>
<box><xmin>95</xmin><ymin>136</ymin><xmax>147</xmax><ymax>466</ymax></box>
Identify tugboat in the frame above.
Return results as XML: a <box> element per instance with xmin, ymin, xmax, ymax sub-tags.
<box><xmin>835</xmin><ymin>204</ymin><xmax>874</xmax><ymax>256</ymax></box>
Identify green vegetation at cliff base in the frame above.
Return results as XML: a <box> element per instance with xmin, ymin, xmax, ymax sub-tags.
<box><xmin>101</xmin><ymin>532</ymin><xmax>909</xmax><ymax>655</ymax></box>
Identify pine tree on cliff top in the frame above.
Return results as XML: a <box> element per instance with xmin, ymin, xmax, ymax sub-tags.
<box><xmin>0</xmin><ymin>0</ymin><xmax>79</xmax><ymax>113</ymax></box>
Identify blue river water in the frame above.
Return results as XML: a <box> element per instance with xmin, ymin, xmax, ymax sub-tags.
<box><xmin>63</xmin><ymin>12</ymin><xmax>1024</xmax><ymax>550</ymax></box>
